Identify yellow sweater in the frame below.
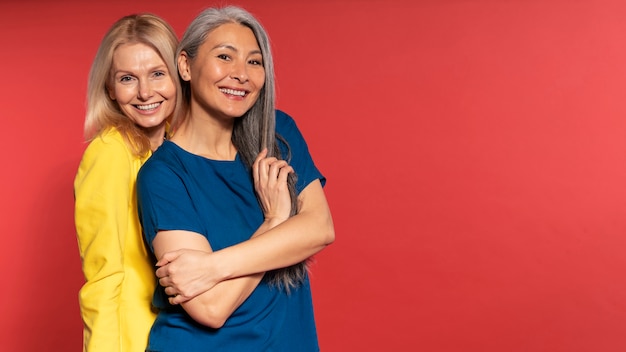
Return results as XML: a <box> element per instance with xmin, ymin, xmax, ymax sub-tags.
<box><xmin>74</xmin><ymin>129</ymin><xmax>157</xmax><ymax>352</ymax></box>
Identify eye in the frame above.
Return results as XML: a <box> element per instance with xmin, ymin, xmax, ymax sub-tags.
<box><xmin>119</xmin><ymin>75</ymin><xmax>134</xmax><ymax>83</ymax></box>
<box><xmin>249</xmin><ymin>59</ymin><xmax>263</xmax><ymax>66</ymax></box>
<box><xmin>217</xmin><ymin>54</ymin><xmax>231</xmax><ymax>61</ymax></box>
<box><xmin>153</xmin><ymin>71</ymin><xmax>167</xmax><ymax>78</ymax></box>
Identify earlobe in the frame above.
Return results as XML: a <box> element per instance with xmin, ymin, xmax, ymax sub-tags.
<box><xmin>178</xmin><ymin>51</ymin><xmax>191</xmax><ymax>81</ymax></box>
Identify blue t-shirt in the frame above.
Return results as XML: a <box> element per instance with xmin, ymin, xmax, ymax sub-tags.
<box><xmin>137</xmin><ymin>110</ymin><xmax>324</xmax><ymax>352</ymax></box>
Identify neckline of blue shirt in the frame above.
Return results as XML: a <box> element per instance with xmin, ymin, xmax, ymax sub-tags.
<box><xmin>163</xmin><ymin>139</ymin><xmax>241</xmax><ymax>163</ymax></box>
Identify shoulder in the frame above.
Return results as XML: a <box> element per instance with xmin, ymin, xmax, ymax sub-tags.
<box><xmin>138</xmin><ymin>142</ymin><xmax>180</xmax><ymax>183</ymax></box>
<box><xmin>79</xmin><ymin>129</ymin><xmax>134</xmax><ymax>170</ymax></box>
<box><xmin>275</xmin><ymin>109</ymin><xmax>298</xmax><ymax>133</ymax></box>
<box><xmin>75</xmin><ymin>129</ymin><xmax>135</xmax><ymax>191</ymax></box>
<box><xmin>275</xmin><ymin>109</ymin><xmax>311</xmax><ymax>145</ymax></box>
<box><xmin>82</xmin><ymin>129</ymin><xmax>129</xmax><ymax>158</ymax></box>
<box><xmin>275</xmin><ymin>109</ymin><xmax>306</xmax><ymax>145</ymax></box>
<box><xmin>142</xmin><ymin>141</ymin><xmax>178</xmax><ymax>168</ymax></box>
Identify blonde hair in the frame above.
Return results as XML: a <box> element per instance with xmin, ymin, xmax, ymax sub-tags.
<box><xmin>84</xmin><ymin>13</ymin><xmax>181</xmax><ymax>156</ymax></box>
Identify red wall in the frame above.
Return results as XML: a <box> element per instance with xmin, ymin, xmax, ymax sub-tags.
<box><xmin>2</xmin><ymin>0</ymin><xmax>626</xmax><ymax>351</ymax></box>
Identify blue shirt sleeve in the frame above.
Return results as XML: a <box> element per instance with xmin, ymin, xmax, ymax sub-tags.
<box><xmin>275</xmin><ymin>110</ymin><xmax>325</xmax><ymax>194</ymax></box>
<box><xmin>137</xmin><ymin>153</ymin><xmax>205</xmax><ymax>251</ymax></box>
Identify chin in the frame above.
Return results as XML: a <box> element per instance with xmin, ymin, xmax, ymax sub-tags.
<box><xmin>138</xmin><ymin>118</ymin><xmax>167</xmax><ymax>129</ymax></box>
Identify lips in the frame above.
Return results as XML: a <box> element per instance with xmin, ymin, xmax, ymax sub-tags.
<box><xmin>135</xmin><ymin>102</ymin><xmax>161</xmax><ymax>111</ymax></box>
<box><xmin>219</xmin><ymin>88</ymin><xmax>247</xmax><ymax>97</ymax></box>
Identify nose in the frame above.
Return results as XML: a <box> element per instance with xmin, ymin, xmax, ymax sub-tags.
<box><xmin>230</xmin><ymin>61</ymin><xmax>249</xmax><ymax>82</ymax></box>
<box><xmin>137</xmin><ymin>79</ymin><xmax>153</xmax><ymax>100</ymax></box>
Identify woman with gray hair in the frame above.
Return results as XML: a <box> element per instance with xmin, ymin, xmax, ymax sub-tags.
<box><xmin>137</xmin><ymin>5</ymin><xmax>334</xmax><ymax>351</ymax></box>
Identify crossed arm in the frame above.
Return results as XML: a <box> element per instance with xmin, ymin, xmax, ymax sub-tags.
<box><xmin>155</xmin><ymin>153</ymin><xmax>335</xmax><ymax>305</ymax></box>
<box><xmin>151</xmin><ymin>217</ymin><xmax>282</xmax><ymax>328</ymax></box>
<box><xmin>150</xmin><ymin>150</ymin><xmax>323</xmax><ymax>327</ymax></box>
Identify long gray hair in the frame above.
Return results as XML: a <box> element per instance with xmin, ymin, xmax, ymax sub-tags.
<box><xmin>177</xmin><ymin>6</ymin><xmax>307</xmax><ymax>292</ymax></box>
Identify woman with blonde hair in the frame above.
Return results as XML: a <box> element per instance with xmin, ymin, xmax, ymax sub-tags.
<box><xmin>74</xmin><ymin>13</ymin><xmax>180</xmax><ymax>352</ymax></box>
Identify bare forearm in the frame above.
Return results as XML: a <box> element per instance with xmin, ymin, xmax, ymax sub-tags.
<box><xmin>157</xmin><ymin>180</ymin><xmax>334</xmax><ymax>305</ymax></box>
<box><xmin>155</xmin><ymin>220</ymin><xmax>282</xmax><ymax>305</ymax></box>
<box><xmin>178</xmin><ymin>218</ymin><xmax>278</xmax><ymax>325</ymax></box>
<box><xmin>213</xmin><ymin>185</ymin><xmax>334</xmax><ymax>280</ymax></box>
<box><xmin>181</xmin><ymin>273</ymin><xmax>264</xmax><ymax>328</ymax></box>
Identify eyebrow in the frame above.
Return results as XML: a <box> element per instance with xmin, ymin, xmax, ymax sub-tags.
<box><xmin>212</xmin><ymin>44</ymin><xmax>262</xmax><ymax>56</ymax></box>
<box><xmin>112</xmin><ymin>64</ymin><xmax>168</xmax><ymax>76</ymax></box>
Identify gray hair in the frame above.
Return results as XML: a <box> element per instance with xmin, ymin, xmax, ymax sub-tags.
<box><xmin>176</xmin><ymin>6</ymin><xmax>275</xmax><ymax>151</ymax></box>
<box><xmin>177</xmin><ymin>6</ymin><xmax>307</xmax><ymax>292</ymax></box>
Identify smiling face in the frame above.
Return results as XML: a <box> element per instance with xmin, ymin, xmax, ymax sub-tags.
<box><xmin>108</xmin><ymin>42</ymin><xmax>176</xmax><ymax>132</ymax></box>
<box><xmin>178</xmin><ymin>22</ymin><xmax>265</xmax><ymax>122</ymax></box>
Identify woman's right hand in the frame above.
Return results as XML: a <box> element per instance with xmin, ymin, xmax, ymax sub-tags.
<box><xmin>253</xmin><ymin>148</ymin><xmax>294</xmax><ymax>224</ymax></box>
<box><xmin>156</xmin><ymin>248</ymin><xmax>218</xmax><ymax>304</ymax></box>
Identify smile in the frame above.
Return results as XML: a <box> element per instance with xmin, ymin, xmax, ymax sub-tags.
<box><xmin>220</xmin><ymin>88</ymin><xmax>247</xmax><ymax>97</ymax></box>
<box><xmin>135</xmin><ymin>102</ymin><xmax>161</xmax><ymax>111</ymax></box>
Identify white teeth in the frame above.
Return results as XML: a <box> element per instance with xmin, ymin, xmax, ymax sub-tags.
<box><xmin>220</xmin><ymin>88</ymin><xmax>246</xmax><ymax>96</ymax></box>
<box><xmin>136</xmin><ymin>102</ymin><xmax>160</xmax><ymax>110</ymax></box>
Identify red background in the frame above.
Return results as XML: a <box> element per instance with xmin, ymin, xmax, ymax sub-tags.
<box><xmin>2</xmin><ymin>0</ymin><xmax>626</xmax><ymax>351</ymax></box>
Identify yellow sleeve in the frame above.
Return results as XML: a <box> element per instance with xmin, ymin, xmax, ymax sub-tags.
<box><xmin>74</xmin><ymin>133</ymin><xmax>133</xmax><ymax>352</ymax></box>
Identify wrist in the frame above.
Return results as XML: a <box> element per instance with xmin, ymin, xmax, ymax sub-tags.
<box><xmin>264</xmin><ymin>217</ymin><xmax>282</xmax><ymax>229</ymax></box>
<box><xmin>210</xmin><ymin>247</ymin><xmax>236</xmax><ymax>281</ymax></box>
<box><xmin>251</xmin><ymin>217</ymin><xmax>284</xmax><ymax>239</ymax></box>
